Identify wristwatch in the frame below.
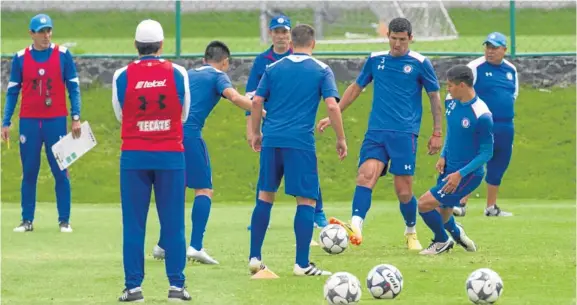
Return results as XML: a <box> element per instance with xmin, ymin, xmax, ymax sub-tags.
<box><xmin>72</xmin><ymin>115</ymin><xmax>80</xmax><ymax>121</ymax></box>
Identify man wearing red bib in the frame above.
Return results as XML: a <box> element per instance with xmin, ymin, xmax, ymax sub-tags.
<box><xmin>112</xmin><ymin>19</ymin><xmax>191</xmax><ymax>302</ymax></box>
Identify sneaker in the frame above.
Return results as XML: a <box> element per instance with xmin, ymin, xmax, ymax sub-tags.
<box><xmin>13</xmin><ymin>220</ymin><xmax>33</xmax><ymax>232</ymax></box>
<box><xmin>405</xmin><ymin>233</ymin><xmax>423</xmax><ymax>250</ymax></box>
<box><xmin>314</xmin><ymin>211</ymin><xmax>328</xmax><ymax>228</ymax></box>
<box><xmin>59</xmin><ymin>221</ymin><xmax>73</xmax><ymax>233</ymax></box>
<box><xmin>152</xmin><ymin>244</ymin><xmax>165</xmax><ymax>260</ymax></box>
<box><xmin>248</xmin><ymin>257</ymin><xmax>267</xmax><ymax>275</ymax></box>
<box><xmin>329</xmin><ymin>217</ymin><xmax>363</xmax><ymax>246</ymax></box>
<box><xmin>168</xmin><ymin>286</ymin><xmax>191</xmax><ymax>302</ymax></box>
<box><xmin>293</xmin><ymin>262</ymin><xmax>332</xmax><ymax>276</ymax></box>
<box><xmin>419</xmin><ymin>239</ymin><xmax>455</xmax><ymax>255</ymax></box>
<box><xmin>453</xmin><ymin>224</ymin><xmax>477</xmax><ymax>252</ymax></box>
<box><xmin>187</xmin><ymin>247</ymin><xmax>219</xmax><ymax>265</ymax></box>
<box><xmin>118</xmin><ymin>287</ymin><xmax>144</xmax><ymax>302</ymax></box>
<box><xmin>485</xmin><ymin>205</ymin><xmax>513</xmax><ymax>217</ymax></box>
<box><xmin>453</xmin><ymin>206</ymin><xmax>467</xmax><ymax>217</ymax></box>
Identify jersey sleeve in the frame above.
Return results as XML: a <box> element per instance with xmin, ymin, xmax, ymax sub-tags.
<box><xmin>355</xmin><ymin>56</ymin><xmax>373</xmax><ymax>88</ymax></box>
<box><xmin>62</xmin><ymin>49</ymin><xmax>81</xmax><ymax>118</ymax></box>
<box><xmin>246</xmin><ymin>55</ymin><xmax>264</xmax><ymax>93</ymax></box>
<box><xmin>2</xmin><ymin>54</ymin><xmax>23</xmax><ymax>127</ymax></box>
<box><xmin>172</xmin><ymin>64</ymin><xmax>191</xmax><ymax>123</ymax></box>
<box><xmin>420</xmin><ymin>58</ymin><xmax>440</xmax><ymax>93</ymax></box>
<box><xmin>112</xmin><ymin>67</ymin><xmax>127</xmax><ymax>123</ymax></box>
<box><xmin>440</xmin><ymin>98</ymin><xmax>451</xmax><ymax>158</ymax></box>
<box><xmin>458</xmin><ymin>113</ymin><xmax>494</xmax><ymax>176</ymax></box>
<box><xmin>216</xmin><ymin>72</ymin><xmax>234</xmax><ymax>97</ymax></box>
<box><xmin>255</xmin><ymin>69</ymin><xmax>270</xmax><ymax>100</ymax></box>
<box><xmin>321</xmin><ymin>67</ymin><xmax>340</xmax><ymax>101</ymax></box>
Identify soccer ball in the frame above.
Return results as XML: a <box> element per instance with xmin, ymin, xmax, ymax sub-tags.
<box><xmin>366</xmin><ymin>264</ymin><xmax>404</xmax><ymax>299</ymax></box>
<box><xmin>323</xmin><ymin>272</ymin><xmax>362</xmax><ymax>305</ymax></box>
<box><xmin>319</xmin><ymin>224</ymin><xmax>349</xmax><ymax>254</ymax></box>
<box><xmin>466</xmin><ymin>268</ymin><xmax>504</xmax><ymax>304</ymax></box>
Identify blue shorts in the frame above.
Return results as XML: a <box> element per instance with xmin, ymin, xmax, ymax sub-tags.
<box><xmin>486</xmin><ymin>122</ymin><xmax>514</xmax><ymax>186</ymax></box>
<box><xmin>430</xmin><ymin>170</ymin><xmax>483</xmax><ymax>208</ymax></box>
<box><xmin>259</xmin><ymin>147</ymin><xmax>319</xmax><ymax>200</ymax></box>
<box><xmin>358</xmin><ymin>130</ymin><xmax>418</xmax><ymax>176</ymax></box>
<box><xmin>184</xmin><ymin>136</ymin><xmax>212</xmax><ymax>189</ymax></box>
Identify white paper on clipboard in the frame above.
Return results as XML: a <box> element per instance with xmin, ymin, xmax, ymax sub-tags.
<box><xmin>51</xmin><ymin>121</ymin><xmax>97</xmax><ymax>171</ymax></box>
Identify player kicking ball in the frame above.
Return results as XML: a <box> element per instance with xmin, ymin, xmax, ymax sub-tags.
<box><xmin>418</xmin><ymin>65</ymin><xmax>493</xmax><ymax>255</ymax></box>
<box><xmin>152</xmin><ymin>41</ymin><xmax>257</xmax><ymax>264</ymax></box>
<box><xmin>247</xmin><ymin>24</ymin><xmax>346</xmax><ymax>277</ymax></box>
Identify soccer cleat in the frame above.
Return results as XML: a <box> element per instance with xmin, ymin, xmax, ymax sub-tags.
<box><xmin>118</xmin><ymin>287</ymin><xmax>144</xmax><ymax>302</ymax></box>
<box><xmin>168</xmin><ymin>286</ymin><xmax>192</xmax><ymax>302</ymax></box>
<box><xmin>313</xmin><ymin>211</ymin><xmax>329</xmax><ymax>228</ymax></box>
<box><xmin>248</xmin><ymin>257</ymin><xmax>268</xmax><ymax>275</ymax></box>
<box><xmin>419</xmin><ymin>239</ymin><xmax>455</xmax><ymax>255</ymax></box>
<box><xmin>152</xmin><ymin>244</ymin><xmax>165</xmax><ymax>260</ymax></box>
<box><xmin>329</xmin><ymin>217</ymin><xmax>363</xmax><ymax>246</ymax></box>
<box><xmin>453</xmin><ymin>223</ymin><xmax>477</xmax><ymax>252</ymax></box>
<box><xmin>405</xmin><ymin>233</ymin><xmax>423</xmax><ymax>250</ymax></box>
<box><xmin>13</xmin><ymin>220</ymin><xmax>33</xmax><ymax>232</ymax></box>
<box><xmin>59</xmin><ymin>221</ymin><xmax>73</xmax><ymax>233</ymax></box>
<box><xmin>187</xmin><ymin>247</ymin><xmax>219</xmax><ymax>265</ymax></box>
<box><xmin>293</xmin><ymin>262</ymin><xmax>332</xmax><ymax>276</ymax></box>
<box><xmin>453</xmin><ymin>206</ymin><xmax>467</xmax><ymax>217</ymax></box>
<box><xmin>485</xmin><ymin>205</ymin><xmax>513</xmax><ymax>217</ymax></box>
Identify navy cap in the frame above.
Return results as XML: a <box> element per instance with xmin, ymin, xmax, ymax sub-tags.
<box><xmin>269</xmin><ymin>15</ymin><xmax>291</xmax><ymax>30</ymax></box>
<box><xmin>483</xmin><ymin>32</ymin><xmax>507</xmax><ymax>47</ymax></box>
<box><xmin>30</xmin><ymin>14</ymin><xmax>53</xmax><ymax>32</ymax></box>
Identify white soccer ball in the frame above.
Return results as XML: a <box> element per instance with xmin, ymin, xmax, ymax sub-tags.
<box><xmin>466</xmin><ymin>268</ymin><xmax>504</xmax><ymax>304</ymax></box>
<box><xmin>319</xmin><ymin>224</ymin><xmax>349</xmax><ymax>255</ymax></box>
<box><xmin>323</xmin><ymin>272</ymin><xmax>362</xmax><ymax>305</ymax></box>
<box><xmin>366</xmin><ymin>264</ymin><xmax>404</xmax><ymax>299</ymax></box>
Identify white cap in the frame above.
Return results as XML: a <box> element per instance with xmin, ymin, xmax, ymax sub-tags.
<box><xmin>135</xmin><ymin>19</ymin><xmax>164</xmax><ymax>43</ymax></box>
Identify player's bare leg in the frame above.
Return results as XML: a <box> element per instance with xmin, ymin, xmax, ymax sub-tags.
<box><xmin>330</xmin><ymin>159</ymin><xmax>384</xmax><ymax>246</ymax></box>
<box><xmin>394</xmin><ymin>175</ymin><xmax>422</xmax><ymax>250</ymax></box>
<box><xmin>484</xmin><ymin>184</ymin><xmax>513</xmax><ymax>217</ymax></box>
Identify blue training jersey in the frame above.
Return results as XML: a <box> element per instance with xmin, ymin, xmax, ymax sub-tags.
<box><xmin>356</xmin><ymin>50</ymin><xmax>440</xmax><ymax>135</ymax></box>
<box><xmin>112</xmin><ymin>56</ymin><xmax>190</xmax><ymax>170</ymax></box>
<box><xmin>3</xmin><ymin>43</ymin><xmax>81</xmax><ymax>127</ymax></box>
<box><xmin>467</xmin><ymin>57</ymin><xmax>518</xmax><ymax>123</ymax></box>
<box><xmin>245</xmin><ymin>45</ymin><xmax>292</xmax><ymax>116</ymax></box>
<box><xmin>184</xmin><ymin>65</ymin><xmax>233</xmax><ymax>138</ymax></box>
<box><xmin>255</xmin><ymin>53</ymin><xmax>340</xmax><ymax>151</ymax></box>
<box><xmin>441</xmin><ymin>94</ymin><xmax>494</xmax><ymax>177</ymax></box>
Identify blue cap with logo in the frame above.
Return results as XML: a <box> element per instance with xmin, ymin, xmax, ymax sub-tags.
<box><xmin>30</xmin><ymin>14</ymin><xmax>53</xmax><ymax>32</ymax></box>
<box><xmin>269</xmin><ymin>15</ymin><xmax>291</xmax><ymax>30</ymax></box>
<box><xmin>483</xmin><ymin>32</ymin><xmax>507</xmax><ymax>47</ymax></box>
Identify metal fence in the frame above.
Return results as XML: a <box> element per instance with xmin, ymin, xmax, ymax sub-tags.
<box><xmin>1</xmin><ymin>0</ymin><xmax>575</xmax><ymax>59</ymax></box>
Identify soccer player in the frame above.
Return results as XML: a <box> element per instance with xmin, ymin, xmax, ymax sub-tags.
<box><xmin>417</xmin><ymin>64</ymin><xmax>492</xmax><ymax>255</ymax></box>
<box><xmin>112</xmin><ymin>19</ymin><xmax>191</xmax><ymax>302</ymax></box>
<box><xmin>245</xmin><ymin>14</ymin><xmax>329</xmax><ymax>230</ymax></box>
<box><xmin>453</xmin><ymin>32</ymin><xmax>516</xmax><ymax>217</ymax></box>
<box><xmin>318</xmin><ymin>17</ymin><xmax>442</xmax><ymax>250</ymax></box>
<box><xmin>2</xmin><ymin>14</ymin><xmax>81</xmax><ymax>233</ymax></box>
<box><xmin>152</xmin><ymin>41</ymin><xmax>257</xmax><ymax>264</ymax></box>
<box><xmin>247</xmin><ymin>24</ymin><xmax>346</xmax><ymax>276</ymax></box>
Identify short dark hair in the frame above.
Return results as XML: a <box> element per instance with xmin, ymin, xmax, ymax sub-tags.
<box><xmin>136</xmin><ymin>41</ymin><xmax>161</xmax><ymax>56</ymax></box>
<box><xmin>447</xmin><ymin>65</ymin><xmax>474</xmax><ymax>87</ymax></box>
<box><xmin>291</xmin><ymin>24</ymin><xmax>315</xmax><ymax>48</ymax></box>
<box><xmin>204</xmin><ymin>40</ymin><xmax>230</xmax><ymax>63</ymax></box>
<box><xmin>388</xmin><ymin>17</ymin><xmax>412</xmax><ymax>36</ymax></box>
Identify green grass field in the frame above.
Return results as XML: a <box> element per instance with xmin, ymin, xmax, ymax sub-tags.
<box><xmin>1</xmin><ymin>8</ymin><xmax>575</xmax><ymax>55</ymax></box>
<box><xmin>1</xmin><ymin>201</ymin><xmax>575</xmax><ymax>305</ymax></box>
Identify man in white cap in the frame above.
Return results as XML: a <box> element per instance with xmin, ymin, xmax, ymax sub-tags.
<box><xmin>111</xmin><ymin>19</ymin><xmax>191</xmax><ymax>302</ymax></box>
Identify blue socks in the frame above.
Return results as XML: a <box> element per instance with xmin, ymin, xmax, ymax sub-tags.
<box><xmin>444</xmin><ymin>215</ymin><xmax>461</xmax><ymax>240</ymax></box>
<box><xmin>190</xmin><ymin>195</ymin><xmax>211</xmax><ymax>250</ymax></box>
<box><xmin>400</xmin><ymin>196</ymin><xmax>417</xmax><ymax>227</ymax></box>
<box><xmin>351</xmin><ymin>186</ymin><xmax>373</xmax><ymax>218</ymax></box>
<box><xmin>249</xmin><ymin>199</ymin><xmax>272</xmax><ymax>260</ymax></box>
<box><xmin>419</xmin><ymin>209</ymin><xmax>449</xmax><ymax>242</ymax></box>
<box><xmin>294</xmin><ymin>205</ymin><xmax>315</xmax><ymax>268</ymax></box>
<box><xmin>315</xmin><ymin>188</ymin><xmax>324</xmax><ymax>213</ymax></box>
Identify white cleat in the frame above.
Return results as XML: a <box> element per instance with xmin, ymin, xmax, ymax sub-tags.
<box><xmin>454</xmin><ymin>223</ymin><xmax>477</xmax><ymax>252</ymax></box>
<box><xmin>152</xmin><ymin>245</ymin><xmax>165</xmax><ymax>260</ymax></box>
<box><xmin>485</xmin><ymin>205</ymin><xmax>513</xmax><ymax>217</ymax></box>
<box><xmin>59</xmin><ymin>222</ymin><xmax>73</xmax><ymax>233</ymax></box>
<box><xmin>187</xmin><ymin>247</ymin><xmax>219</xmax><ymax>265</ymax></box>
<box><xmin>293</xmin><ymin>262</ymin><xmax>332</xmax><ymax>276</ymax></box>
<box><xmin>419</xmin><ymin>239</ymin><xmax>455</xmax><ymax>255</ymax></box>
<box><xmin>453</xmin><ymin>206</ymin><xmax>467</xmax><ymax>217</ymax></box>
<box><xmin>14</xmin><ymin>221</ymin><xmax>33</xmax><ymax>232</ymax></box>
<box><xmin>248</xmin><ymin>257</ymin><xmax>267</xmax><ymax>275</ymax></box>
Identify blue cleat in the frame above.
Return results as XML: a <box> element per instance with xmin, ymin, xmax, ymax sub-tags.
<box><xmin>314</xmin><ymin>211</ymin><xmax>328</xmax><ymax>228</ymax></box>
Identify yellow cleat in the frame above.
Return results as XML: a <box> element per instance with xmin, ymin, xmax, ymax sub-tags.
<box><xmin>405</xmin><ymin>233</ymin><xmax>423</xmax><ymax>250</ymax></box>
<box><xmin>329</xmin><ymin>217</ymin><xmax>363</xmax><ymax>246</ymax></box>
